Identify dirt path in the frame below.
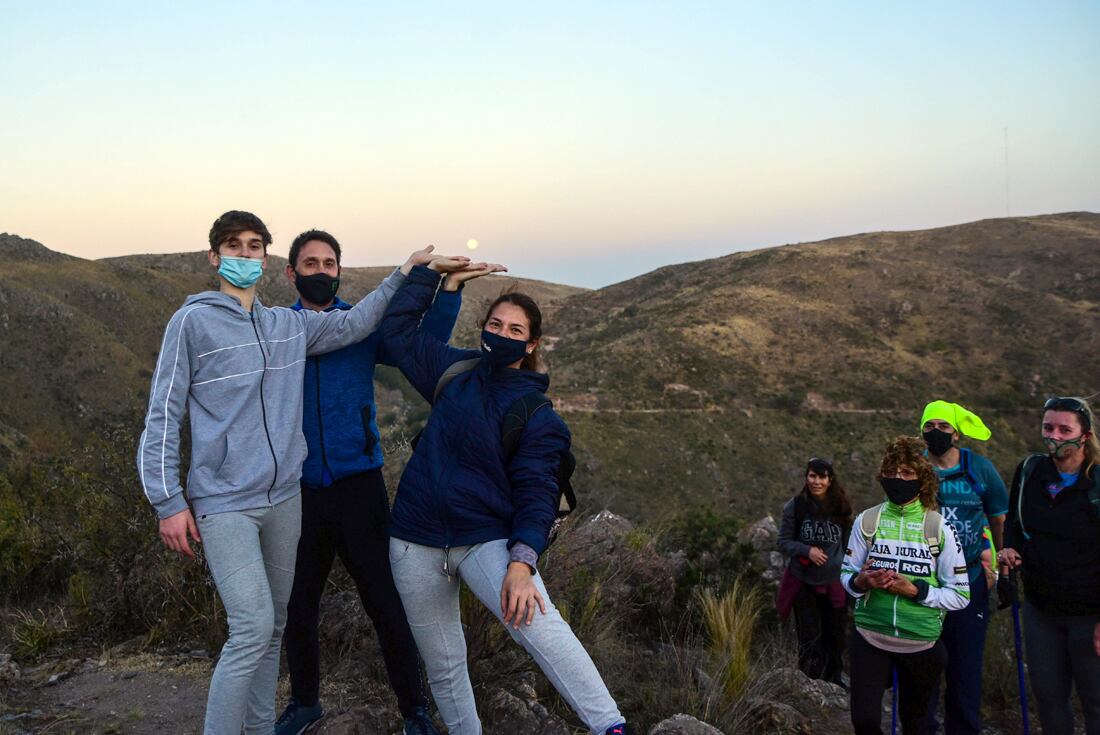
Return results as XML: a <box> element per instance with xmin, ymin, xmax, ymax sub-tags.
<box><xmin>1</xmin><ymin>655</ymin><xmax>207</xmax><ymax>734</ymax></box>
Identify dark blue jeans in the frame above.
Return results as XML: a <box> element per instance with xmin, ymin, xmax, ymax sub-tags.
<box><xmin>1024</xmin><ymin>599</ymin><xmax>1100</xmax><ymax>735</ymax></box>
<box><xmin>925</xmin><ymin>572</ymin><xmax>989</xmax><ymax>735</ymax></box>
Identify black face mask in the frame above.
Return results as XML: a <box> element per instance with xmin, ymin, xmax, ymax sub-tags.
<box><xmin>922</xmin><ymin>429</ymin><xmax>954</xmax><ymax>457</ymax></box>
<box><xmin>881</xmin><ymin>477</ymin><xmax>921</xmax><ymax>506</ymax></box>
<box><xmin>294</xmin><ymin>271</ymin><xmax>339</xmax><ymax>306</ymax></box>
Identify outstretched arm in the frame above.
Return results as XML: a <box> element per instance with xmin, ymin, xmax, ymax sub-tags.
<box><xmin>379</xmin><ymin>264</ymin><xmax>478</xmax><ymax>401</ymax></box>
<box><xmin>302</xmin><ymin>246</ymin><xmax>470</xmax><ymax>356</ymax></box>
<box><xmin>380</xmin><ymin>262</ymin><xmax>507</xmax><ymax>401</ymax></box>
<box><xmin>375</xmin><ymin>273</ymin><xmax>462</xmax><ymax>367</ymax></box>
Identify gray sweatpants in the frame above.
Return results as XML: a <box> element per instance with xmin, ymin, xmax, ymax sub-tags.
<box><xmin>197</xmin><ymin>494</ymin><xmax>301</xmax><ymax>735</ymax></box>
<box><xmin>389</xmin><ymin>538</ymin><xmax>623</xmax><ymax>735</ymax></box>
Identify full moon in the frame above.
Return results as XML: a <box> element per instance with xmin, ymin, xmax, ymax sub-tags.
<box><xmin>467</xmin><ymin>238</ymin><xmax>478</xmax><ymax>250</ymax></box>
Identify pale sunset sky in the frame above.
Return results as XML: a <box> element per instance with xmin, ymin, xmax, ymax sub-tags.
<box><xmin>2</xmin><ymin>1</ymin><xmax>1097</xmax><ymax>287</ymax></box>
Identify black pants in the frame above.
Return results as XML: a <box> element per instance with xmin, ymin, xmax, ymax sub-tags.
<box><xmin>850</xmin><ymin>627</ymin><xmax>946</xmax><ymax>735</ymax></box>
<box><xmin>283</xmin><ymin>470</ymin><xmax>425</xmax><ymax>716</ymax></box>
<box><xmin>924</xmin><ymin>574</ymin><xmax>990</xmax><ymax>735</ymax></box>
<box><xmin>793</xmin><ymin>585</ymin><xmax>847</xmax><ymax>682</ymax></box>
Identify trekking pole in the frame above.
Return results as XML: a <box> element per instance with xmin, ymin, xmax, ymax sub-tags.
<box><xmin>1010</xmin><ymin>577</ymin><xmax>1030</xmax><ymax>735</ymax></box>
<box><xmin>891</xmin><ymin>666</ymin><xmax>898</xmax><ymax>735</ymax></box>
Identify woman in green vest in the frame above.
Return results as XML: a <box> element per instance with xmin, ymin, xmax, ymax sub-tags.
<box><xmin>842</xmin><ymin>436</ymin><xmax>971</xmax><ymax>735</ymax></box>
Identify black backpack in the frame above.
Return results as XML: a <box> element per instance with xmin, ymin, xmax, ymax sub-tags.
<box><xmin>410</xmin><ymin>358</ymin><xmax>577</xmax><ymax>527</ymax></box>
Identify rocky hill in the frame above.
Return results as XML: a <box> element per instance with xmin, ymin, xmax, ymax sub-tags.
<box><xmin>2</xmin><ymin>213</ymin><xmax>1098</xmax><ymax>522</ymax></box>
<box><xmin>0</xmin><ymin>234</ymin><xmax>581</xmax><ymax>447</ymax></box>
<box><xmin>546</xmin><ymin>212</ymin><xmax>1100</xmax><ymax>517</ymax></box>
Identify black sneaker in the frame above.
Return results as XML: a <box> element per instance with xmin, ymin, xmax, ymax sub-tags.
<box><xmin>403</xmin><ymin>706</ymin><xmax>442</xmax><ymax>735</ymax></box>
<box><xmin>274</xmin><ymin>698</ymin><xmax>324</xmax><ymax>735</ymax></box>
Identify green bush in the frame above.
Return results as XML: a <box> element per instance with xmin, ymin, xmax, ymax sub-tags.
<box><xmin>0</xmin><ymin>423</ymin><xmax>224</xmax><ymax>655</ymax></box>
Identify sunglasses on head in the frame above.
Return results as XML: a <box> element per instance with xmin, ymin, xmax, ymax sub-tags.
<box><xmin>807</xmin><ymin>457</ymin><xmax>832</xmax><ymax>472</ymax></box>
<box><xmin>1044</xmin><ymin>396</ymin><xmax>1092</xmax><ymax>431</ymax></box>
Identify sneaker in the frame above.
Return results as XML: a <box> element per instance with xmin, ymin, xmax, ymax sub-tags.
<box><xmin>605</xmin><ymin>724</ymin><xmax>636</xmax><ymax>735</ymax></box>
<box><xmin>403</xmin><ymin>706</ymin><xmax>442</xmax><ymax>735</ymax></box>
<box><xmin>274</xmin><ymin>698</ymin><xmax>324</xmax><ymax>735</ymax></box>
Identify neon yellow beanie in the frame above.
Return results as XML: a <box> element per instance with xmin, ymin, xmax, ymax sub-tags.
<box><xmin>920</xmin><ymin>400</ymin><xmax>992</xmax><ymax>440</ymax></box>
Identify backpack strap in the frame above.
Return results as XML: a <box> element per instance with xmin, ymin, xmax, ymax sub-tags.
<box><xmin>1016</xmin><ymin>453</ymin><xmax>1044</xmax><ymax>541</ymax></box>
<box><xmin>959</xmin><ymin>448</ymin><xmax>986</xmax><ymax>497</ymax></box>
<box><xmin>859</xmin><ymin>503</ymin><xmax>885</xmax><ymax>546</ymax></box>
<box><xmin>501</xmin><ymin>392</ymin><xmax>553</xmax><ymax>458</ymax></box>
<box><xmin>432</xmin><ymin>358</ymin><xmax>480</xmax><ymax>403</ymax></box>
<box><xmin>1088</xmin><ymin>465</ymin><xmax>1100</xmax><ymax>522</ymax></box>
<box><xmin>501</xmin><ymin>392</ymin><xmax>578</xmax><ymax>523</ymax></box>
<box><xmin>923</xmin><ymin>509</ymin><xmax>944</xmax><ymax>559</ymax></box>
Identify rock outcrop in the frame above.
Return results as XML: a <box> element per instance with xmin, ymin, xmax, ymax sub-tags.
<box><xmin>737</xmin><ymin>515</ymin><xmax>785</xmax><ymax>586</ymax></box>
<box><xmin>649</xmin><ymin>713</ymin><xmax>725</xmax><ymax>734</ymax></box>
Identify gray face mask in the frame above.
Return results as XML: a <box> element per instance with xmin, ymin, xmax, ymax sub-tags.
<box><xmin>1044</xmin><ymin>435</ymin><xmax>1085</xmax><ymax>458</ymax></box>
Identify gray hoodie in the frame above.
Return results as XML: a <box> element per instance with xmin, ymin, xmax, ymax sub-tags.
<box><xmin>137</xmin><ymin>269</ymin><xmax>406</xmax><ymax>519</ymax></box>
<box><xmin>777</xmin><ymin>494</ymin><xmax>848</xmax><ymax>586</ymax></box>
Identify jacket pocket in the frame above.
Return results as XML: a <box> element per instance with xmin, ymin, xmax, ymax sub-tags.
<box><xmin>361</xmin><ymin>406</ymin><xmax>377</xmax><ymax>455</ymax></box>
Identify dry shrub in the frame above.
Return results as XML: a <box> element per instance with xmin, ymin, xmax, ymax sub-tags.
<box><xmin>699</xmin><ymin>579</ymin><xmax>763</xmax><ymax>699</ymax></box>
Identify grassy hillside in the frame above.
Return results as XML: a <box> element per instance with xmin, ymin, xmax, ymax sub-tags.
<box><xmin>1</xmin><ymin>213</ymin><xmax>1098</xmax><ymax>523</ymax></box>
<box><xmin>0</xmin><ymin>236</ymin><xmax>581</xmax><ymax>446</ymax></box>
<box><xmin>542</xmin><ymin>212</ymin><xmax>1100</xmax><ymax>518</ymax></box>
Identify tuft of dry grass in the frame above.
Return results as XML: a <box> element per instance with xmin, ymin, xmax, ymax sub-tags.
<box><xmin>698</xmin><ymin>579</ymin><xmax>763</xmax><ymax>700</ymax></box>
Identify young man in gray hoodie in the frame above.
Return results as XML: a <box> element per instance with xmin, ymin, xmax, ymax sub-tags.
<box><xmin>137</xmin><ymin>210</ymin><xmax>467</xmax><ymax>735</ymax></box>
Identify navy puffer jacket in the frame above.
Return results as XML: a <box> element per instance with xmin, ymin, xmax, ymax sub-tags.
<box><xmin>381</xmin><ymin>265</ymin><xmax>570</xmax><ymax>555</ymax></box>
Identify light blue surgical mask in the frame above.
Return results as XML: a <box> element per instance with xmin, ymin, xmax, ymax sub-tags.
<box><xmin>218</xmin><ymin>255</ymin><xmax>264</xmax><ymax>288</ymax></box>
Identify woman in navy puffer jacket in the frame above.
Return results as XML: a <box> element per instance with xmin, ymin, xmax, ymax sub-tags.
<box><xmin>381</xmin><ymin>262</ymin><xmax>633</xmax><ymax>735</ymax></box>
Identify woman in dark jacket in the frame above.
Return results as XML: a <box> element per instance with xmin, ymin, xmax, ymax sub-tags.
<box><xmin>776</xmin><ymin>457</ymin><xmax>853</xmax><ymax>684</ymax></box>
<box><xmin>380</xmin><ymin>262</ymin><xmax>634</xmax><ymax>735</ymax></box>
<box><xmin>1000</xmin><ymin>396</ymin><xmax>1100</xmax><ymax>735</ymax></box>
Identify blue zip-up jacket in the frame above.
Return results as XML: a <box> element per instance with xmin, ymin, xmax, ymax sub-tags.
<box><xmin>292</xmin><ymin>289</ymin><xmax>461</xmax><ymax>487</ymax></box>
<box><xmin>381</xmin><ymin>265</ymin><xmax>571</xmax><ymax>555</ymax></box>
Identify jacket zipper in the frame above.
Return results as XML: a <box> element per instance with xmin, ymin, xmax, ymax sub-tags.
<box><xmin>250</xmin><ymin>311</ymin><xmax>279</xmax><ymax>504</ymax></box>
<box><xmin>313</xmin><ymin>356</ymin><xmax>334</xmax><ymax>484</ymax></box>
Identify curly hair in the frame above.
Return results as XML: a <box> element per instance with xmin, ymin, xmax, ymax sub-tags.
<box><xmin>876</xmin><ymin>435</ymin><xmax>939</xmax><ymax>510</ymax></box>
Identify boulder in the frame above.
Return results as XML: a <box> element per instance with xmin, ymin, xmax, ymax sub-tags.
<box><xmin>737</xmin><ymin>516</ymin><xmax>785</xmax><ymax>585</ymax></box>
<box><xmin>742</xmin><ymin>697</ymin><xmax>814</xmax><ymax>734</ymax></box>
<box><xmin>754</xmin><ymin>667</ymin><xmax>848</xmax><ymax>711</ymax></box>
<box><xmin>484</xmin><ymin>687</ymin><xmax>572</xmax><ymax>735</ymax></box>
<box><xmin>648</xmin><ymin>713</ymin><xmax>724</xmax><ymax>734</ymax></box>
<box><xmin>543</xmin><ymin>510</ymin><xmax>680</xmax><ymax>615</ymax></box>
<box><xmin>0</xmin><ymin>653</ymin><xmax>20</xmax><ymax>683</ymax></box>
<box><xmin>737</xmin><ymin>515</ymin><xmax>779</xmax><ymax>552</ymax></box>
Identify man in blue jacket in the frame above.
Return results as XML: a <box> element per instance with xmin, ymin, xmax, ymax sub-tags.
<box><xmin>276</xmin><ymin>230</ymin><xmax>461</xmax><ymax>735</ymax></box>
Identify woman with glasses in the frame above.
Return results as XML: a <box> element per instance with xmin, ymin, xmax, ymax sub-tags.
<box><xmin>379</xmin><ymin>262</ymin><xmax>635</xmax><ymax>735</ymax></box>
<box><xmin>842</xmin><ymin>436</ymin><xmax>970</xmax><ymax>735</ymax></box>
<box><xmin>776</xmin><ymin>457</ymin><xmax>853</xmax><ymax>685</ymax></box>
<box><xmin>1000</xmin><ymin>396</ymin><xmax>1100</xmax><ymax>735</ymax></box>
